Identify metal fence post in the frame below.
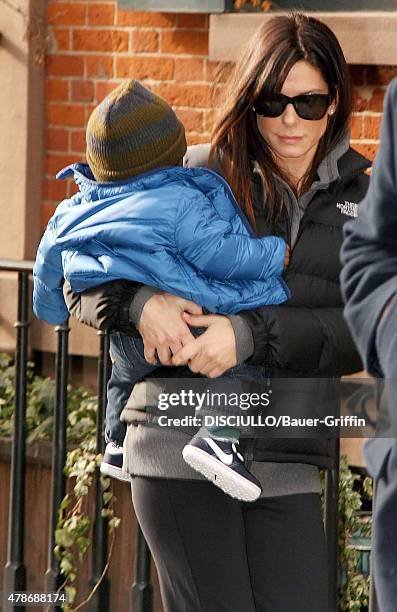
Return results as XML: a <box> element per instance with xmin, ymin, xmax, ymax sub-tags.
<box><xmin>86</xmin><ymin>330</ymin><xmax>111</xmax><ymax>612</ymax></box>
<box><xmin>44</xmin><ymin>321</ymin><xmax>70</xmax><ymax>609</ymax></box>
<box><xmin>3</xmin><ymin>271</ymin><xmax>30</xmax><ymax>612</ymax></box>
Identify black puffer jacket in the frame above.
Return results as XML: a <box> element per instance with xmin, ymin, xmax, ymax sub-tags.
<box><xmin>65</xmin><ymin>143</ymin><xmax>370</xmax><ymax>467</ymax></box>
<box><xmin>245</xmin><ymin>150</ymin><xmax>370</xmax><ymax>376</ymax></box>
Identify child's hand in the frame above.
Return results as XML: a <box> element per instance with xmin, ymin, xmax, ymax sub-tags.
<box><xmin>284</xmin><ymin>244</ymin><xmax>291</xmax><ymax>269</ymax></box>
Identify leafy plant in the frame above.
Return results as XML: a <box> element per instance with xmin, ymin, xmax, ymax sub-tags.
<box><xmin>52</xmin><ymin>440</ymin><xmax>120</xmax><ymax>612</ymax></box>
<box><xmin>321</xmin><ymin>454</ymin><xmax>373</xmax><ymax>611</ymax></box>
<box><xmin>0</xmin><ymin>353</ymin><xmax>120</xmax><ymax>611</ymax></box>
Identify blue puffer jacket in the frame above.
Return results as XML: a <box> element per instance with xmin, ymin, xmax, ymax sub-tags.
<box><xmin>33</xmin><ymin>163</ymin><xmax>289</xmax><ymax>324</ymax></box>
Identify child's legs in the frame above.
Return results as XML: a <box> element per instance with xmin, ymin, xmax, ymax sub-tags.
<box><xmin>199</xmin><ymin>364</ymin><xmax>267</xmax><ymax>443</ymax></box>
<box><xmin>106</xmin><ymin>334</ymin><xmax>157</xmax><ymax>445</ymax></box>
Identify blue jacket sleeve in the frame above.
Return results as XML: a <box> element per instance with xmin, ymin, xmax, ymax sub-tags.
<box><xmin>33</xmin><ymin>218</ymin><xmax>69</xmax><ymax>325</ymax></box>
<box><xmin>341</xmin><ymin>78</ymin><xmax>397</xmax><ymax>376</ymax></box>
<box><xmin>175</xmin><ymin>194</ymin><xmax>287</xmax><ymax>281</ymax></box>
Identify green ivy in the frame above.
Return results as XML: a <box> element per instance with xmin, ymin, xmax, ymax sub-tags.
<box><xmin>0</xmin><ymin>353</ymin><xmax>119</xmax><ymax>612</ymax></box>
<box><xmin>337</xmin><ymin>455</ymin><xmax>373</xmax><ymax>611</ymax></box>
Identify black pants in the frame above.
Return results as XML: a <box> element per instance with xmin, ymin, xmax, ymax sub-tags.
<box><xmin>131</xmin><ymin>478</ymin><xmax>328</xmax><ymax>612</ymax></box>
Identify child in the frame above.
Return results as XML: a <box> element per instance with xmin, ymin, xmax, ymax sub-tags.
<box><xmin>33</xmin><ymin>80</ymin><xmax>290</xmax><ymax>502</ymax></box>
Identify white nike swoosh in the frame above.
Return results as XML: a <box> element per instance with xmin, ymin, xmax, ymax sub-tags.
<box><xmin>205</xmin><ymin>438</ymin><xmax>234</xmax><ymax>466</ymax></box>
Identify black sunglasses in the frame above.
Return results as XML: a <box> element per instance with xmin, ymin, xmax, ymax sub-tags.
<box><xmin>253</xmin><ymin>93</ymin><xmax>331</xmax><ymax>121</ymax></box>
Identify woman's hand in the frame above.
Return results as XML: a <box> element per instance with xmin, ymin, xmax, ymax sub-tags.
<box><xmin>172</xmin><ymin>313</ymin><xmax>237</xmax><ymax>378</ymax></box>
<box><xmin>138</xmin><ymin>293</ymin><xmax>202</xmax><ymax>365</ymax></box>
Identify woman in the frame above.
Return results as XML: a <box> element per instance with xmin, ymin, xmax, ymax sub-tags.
<box><xmin>66</xmin><ymin>13</ymin><xmax>370</xmax><ymax>611</ymax></box>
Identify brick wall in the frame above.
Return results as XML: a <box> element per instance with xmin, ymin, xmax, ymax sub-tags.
<box><xmin>44</xmin><ymin>1</ymin><xmax>397</xmax><ymax>229</ymax></box>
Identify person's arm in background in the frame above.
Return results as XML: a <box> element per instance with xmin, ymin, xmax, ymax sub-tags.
<box><xmin>341</xmin><ymin>78</ymin><xmax>397</xmax><ymax>377</ymax></box>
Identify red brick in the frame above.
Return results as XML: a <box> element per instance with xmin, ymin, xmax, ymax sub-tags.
<box><xmin>47</xmin><ymin>3</ymin><xmax>86</xmax><ymax>26</ymax></box>
<box><xmin>353</xmin><ymin>87</ymin><xmax>385</xmax><ymax>113</ymax></box>
<box><xmin>85</xmin><ymin>104</ymin><xmax>96</xmax><ymax>123</ymax></box>
<box><xmin>73</xmin><ymin>29</ymin><xmax>128</xmax><ymax>52</ymax></box>
<box><xmin>351</xmin><ymin>143</ymin><xmax>379</xmax><ymax>161</ymax></box>
<box><xmin>41</xmin><ymin>201</ymin><xmax>57</xmax><ymax>228</ymax></box>
<box><xmin>353</xmin><ymin>88</ymin><xmax>369</xmax><ymax>112</ymax></box>
<box><xmin>175</xmin><ymin>109</ymin><xmax>203</xmax><ymax>133</ymax></box>
<box><xmin>43</xmin><ymin>178</ymin><xmax>69</xmax><ymax>201</ymax></box>
<box><xmin>117</xmin><ymin>10</ymin><xmax>176</xmax><ymax>28</ymax></box>
<box><xmin>177</xmin><ymin>14</ymin><xmax>208</xmax><ymax>29</ymax></box>
<box><xmin>367</xmin><ymin>66</ymin><xmax>397</xmax><ymax>86</ymax></box>
<box><xmin>131</xmin><ymin>30</ymin><xmax>159</xmax><ymax>53</ymax></box>
<box><xmin>52</xmin><ymin>28</ymin><xmax>70</xmax><ymax>51</ymax></box>
<box><xmin>47</xmin><ymin>55</ymin><xmax>84</xmax><ymax>77</ymax></box>
<box><xmin>67</xmin><ymin>179</ymin><xmax>80</xmax><ymax>198</ymax></box>
<box><xmin>116</xmin><ymin>57</ymin><xmax>174</xmax><ymax>81</ymax></box>
<box><xmin>86</xmin><ymin>55</ymin><xmax>113</xmax><ymax>78</ymax></box>
<box><xmin>350</xmin><ymin>115</ymin><xmax>362</xmax><ymax>140</ymax></box>
<box><xmin>46</xmin><ymin>128</ymin><xmax>69</xmax><ymax>151</ymax></box>
<box><xmin>174</xmin><ymin>58</ymin><xmax>205</xmax><ymax>82</ymax></box>
<box><xmin>71</xmin><ymin>80</ymin><xmax>94</xmax><ymax>103</ymax></box>
<box><xmin>349</xmin><ymin>65</ymin><xmax>365</xmax><ymax>87</ymax></box>
<box><xmin>46</xmin><ymin>153</ymin><xmax>77</xmax><ymax>175</ymax></box>
<box><xmin>363</xmin><ymin>115</ymin><xmax>382</xmax><ymax>140</ymax></box>
<box><xmin>187</xmin><ymin>133</ymin><xmax>210</xmax><ymax>146</ymax></box>
<box><xmin>47</xmin><ymin>103</ymin><xmax>86</xmax><ymax>127</ymax></box>
<box><xmin>207</xmin><ymin>60</ymin><xmax>234</xmax><ymax>83</ymax></box>
<box><xmin>369</xmin><ymin>88</ymin><xmax>386</xmax><ymax>112</ymax></box>
<box><xmin>46</xmin><ymin>78</ymin><xmax>69</xmax><ymax>102</ymax></box>
<box><xmin>70</xmin><ymin>130</ymin><xmax>86</xmax><ymax>153</ymax></box>
<box><xmin>95</xmin><ymin>81</ymin><xmax>120</xmax><ymax>102</ymax></box>
<box><xmin>88</xmin><ymin>3</ymin><xmax>115</xmax><ymax>26</ymax></box>
<box><xmin>204</xmin><ymin>109</ymin><xmax>217</xmax><ymax>133</ymax></box>
<box><xmin>161</xmin><ymin>30</ymin><xmax>208</xmax><ymax>55</ymax></box>
<box><xmin>153</xmin><ymin>83</ymin><xmax>212</xmax><ymax>108</ymax></box>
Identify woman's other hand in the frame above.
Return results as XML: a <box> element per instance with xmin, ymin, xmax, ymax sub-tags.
<box><xmin>138</xmin><ymin>294</ymin><xmax>202</xmax><ymax>365</ymax></box>
<box><xmin>172</xmin><ymin>313</ymin><xmax>237</xmax><ymax>378</ymax></box>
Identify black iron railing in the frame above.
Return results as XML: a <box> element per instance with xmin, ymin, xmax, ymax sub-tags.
<box><xmin>0</xmin><ymin>260</ymin><xmax>152</xmax><ymax>612</ymax></box>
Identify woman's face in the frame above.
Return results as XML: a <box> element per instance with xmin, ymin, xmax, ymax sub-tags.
<box><xmin>256</xmin><ymin>60</ymin><xmax>334</xmax><ymax>167</ymax></box>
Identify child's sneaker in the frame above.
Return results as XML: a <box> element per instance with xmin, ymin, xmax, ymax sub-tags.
<box><xmin>100</xmin><ymin>442</ymin><xmax>131</xmax><ymax>482</ymax></box>
<box><xmin>182</xmin><ymin>435</ymin><xmax>262</xmax><ymax>502</ymax></box>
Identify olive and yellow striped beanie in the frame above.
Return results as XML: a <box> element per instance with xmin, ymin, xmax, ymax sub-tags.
<box><xmin>86</xmin><ymin>80</ymin><xmax>187</xmax><ymax>182</ymax></box>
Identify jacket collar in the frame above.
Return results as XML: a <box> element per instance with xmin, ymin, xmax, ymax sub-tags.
<box><xmin>56</xmin><ymin>163</ymin><xmax>180</xmax><ymax>202</ymax></box>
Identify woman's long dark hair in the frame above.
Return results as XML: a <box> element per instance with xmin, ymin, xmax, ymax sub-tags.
<box><xmin>210</xmin><ymin>13</ymin><xmax>353</xmax><ymax>229</ymax></box>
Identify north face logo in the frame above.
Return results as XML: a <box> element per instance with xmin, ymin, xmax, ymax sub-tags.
<box><xmin>336</xmin><ymin>201</ymin><xmax>358</xmax><ymax>218</ymax></box>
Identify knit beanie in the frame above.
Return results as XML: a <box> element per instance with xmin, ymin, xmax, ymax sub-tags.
<box><xmin>86</xmin><ymin>80</ymin><xmax>187</xmax><ymax>182</ymax></box>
